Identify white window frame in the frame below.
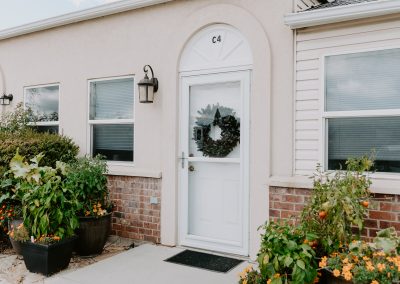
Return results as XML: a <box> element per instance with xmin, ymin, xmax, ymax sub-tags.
<box><xmin>87</xmin><ymin>75</ymin><xmax>135</xmax><ymax>165</ymax></box>
<box><xmin>321</xmin><ymin>45</ymin><xmax>400</xmax><ymax>180</ymax></box>
<box><xmin>23</xmin><ymin>83</ymin><xmax>61</xmax><ymax>133</ymax></box>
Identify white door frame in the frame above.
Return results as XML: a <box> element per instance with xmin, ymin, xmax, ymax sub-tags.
<box><xmin>178</xmin><ymin>69</ymin><xmax>251</xmax><ymax>256</ymax></box>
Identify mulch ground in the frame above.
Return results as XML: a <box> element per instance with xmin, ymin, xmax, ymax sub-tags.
<box><xmin>0</xmin><ymin>237</ymin><xmax>11</xmax><ymax>254</ymax></box>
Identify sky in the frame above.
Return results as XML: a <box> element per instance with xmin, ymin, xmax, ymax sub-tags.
<box><xmin>0</xmin><ymin>0</ymin><xmax>122</xmax><ymax>30</ymax></box>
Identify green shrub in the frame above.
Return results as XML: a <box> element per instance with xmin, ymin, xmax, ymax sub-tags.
<box><xmin>0</xmin><ymin>103</ymin><xmax>34</xmax><ymax>134</ymax></box>
<box><xmin>300</xmin><ymin>156</ymin><xmax>373</xmax><ymax>255</ymax></box>
<box><xmin>65</xmin><ymin>155</ymin><xmax>110</xmax><ymax>217</ymax></box>
<box><xmin>239</xmin><ymin>221</ymin><xmax>318</xmax><ymax>284</ymax></box>
<box><xmin>0</xmin><ymin>130</ymin><xmax>79</xmax><ymax>175</ymax></box>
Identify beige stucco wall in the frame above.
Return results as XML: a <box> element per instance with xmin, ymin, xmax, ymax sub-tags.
<box><xmin>0</xmin><ymin>0</ymin><xmax>294</xmax><ymax>258</ymax></box>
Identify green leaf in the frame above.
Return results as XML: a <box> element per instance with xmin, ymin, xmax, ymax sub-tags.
<box><xmin>284</xmin><ymin>255</ymin><xmax>293</xmax><ymax>267</ymax></box>
<box><xmin>287</xmin><ymin>240</ymin><xmax>297</xmax><ymax>250</ymax></box>
<box><xmin>296</xmin><ymin>259</ymin><xmax>305</xmax><ymax>270</ymax></box>
<box><xmin>271</xmin><ymin>278</ymin><xmax>282</xmax><ymax>284</ymax></box>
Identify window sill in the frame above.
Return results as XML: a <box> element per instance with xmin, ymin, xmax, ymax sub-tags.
<box><xmin>268</xmin><ymin>175</ymin><xmax>400</xmax><ymax>195</ymax></box>
<box><xmin>107</xmin><ymin>163</ymin><xmax>162</xmax><ymax>178</ymax></box>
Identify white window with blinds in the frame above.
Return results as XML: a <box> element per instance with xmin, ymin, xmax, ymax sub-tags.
<box><xmin>24</xmin><ymin>84</ymin><xmax>60</xmax><ymax>134</ymax></box>
<box><xmin>324</xmin><ymin>47</ymin><xmax>400</xmax><ymax>173</ymax></box>
<box><xmin>89</xmin><ymin>76</ymin><xmax>134</xmax><ymax>162</ymax></box>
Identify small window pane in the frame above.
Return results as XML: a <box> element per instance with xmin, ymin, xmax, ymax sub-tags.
<box><xmin>90</xmin><ymin>78</ymin><xmax>134</xmax><ymax>120</ymax></box>
<box><xmin>328</xmin><ymin>117</ymin><xmax>400</xmax><ymax>172</ymax></box>
<box><xmin>25</xmin><ymin>85</ymin><xmax>59</xmax><ymax>122</ymax></box>
<box><xmin>93</xmin><ymin>124</ymin><xmax>134</xmax><ymax>162</ymax></box>
<box><xmin>326</xmin><ymin>48</ymin><xmax>400</xmax><ymax>111</ymax></box>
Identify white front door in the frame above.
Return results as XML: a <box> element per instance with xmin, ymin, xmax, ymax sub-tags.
<box><xmin>179</xmin><ymin>71</ymin><xmax>250</xmax><ymax>256</ymax></box>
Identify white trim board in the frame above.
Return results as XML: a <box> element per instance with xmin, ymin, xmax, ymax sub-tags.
<box><xmin>0</xmin><ymin>0</ymin><xmax>172</xmax><ymax>41</ymax></box>
<box><xmin>268</xmin><ymin>175</ymin><xmax>400</xmax><ymax>195</ymax></box>
<box><xmin>284</xmin><ymin>0</ymin><xmax>400</xmax><ymax>29</ymax></box>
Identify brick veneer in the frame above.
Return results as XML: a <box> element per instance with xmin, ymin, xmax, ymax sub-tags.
<box><xmin>107</xmin><ymin>176</ymin><xmax>161</xmax><ymax>243</ymax></box>
<box><xmin>269</xmin><ymin>186</ymin><xmax>400</xmax><ymax>239</ymax></box>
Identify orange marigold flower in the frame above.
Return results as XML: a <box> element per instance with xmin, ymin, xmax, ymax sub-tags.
<box><xmin>319</xmin><ymin>256</ymin><xmax>328</xmax><ymax>268</ymax></box>
<box><xmin>343</xmin><ymin>272</ymin><xmax>352</xmax><ymax>281</ymax></box>
<box><xmin>333</xmin><ymin>269</ymin><xmax>341</xmax><ymax>277</ymax></box>
<box><xmin>371</xmin><ymin>280</ymin><xmax>379</xmax><ymax>284</ymax></box>
<box><xmin>377</xmin><ymin>263</ymin><xmax>386</xmax><ymax>272</ymax></box>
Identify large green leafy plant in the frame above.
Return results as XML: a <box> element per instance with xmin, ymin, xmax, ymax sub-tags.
<box><xmin>65</xmin><ymin>156</ymin><xmax>110</xmax><ymax>217</ymax></box>
<box><xmin>239</xmin><ymin>221</ymin><xmax>318</xmax><ymax>284</ymax></box>
<box><xmin>301</xmin><ymin>156</ymin><xmax>373</xmax><ymax>255</ymax></box>
<box><xmin>8</xmin><ymin>152</ymin><xmax>80</xmax><ymax>241</ymax></box>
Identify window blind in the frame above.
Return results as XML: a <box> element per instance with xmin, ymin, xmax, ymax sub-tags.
<box><xmin>93</xmin><ymin>124</ymin><xmax>134</xmax><ymax>161</ymax></box>
<box><xmin>328</xmin><ymin>117</ymin><xmax>400</xmax><ymax>172</ymax></box>
<box><xmin>326</xmin><ymin>48</ymin><xmax>400</xmax><ymax>112</ymax></box>
<box><xmin>90</xmin><ymin>78</ymin><xmax>134</xmax><ymax>120</ymax></box>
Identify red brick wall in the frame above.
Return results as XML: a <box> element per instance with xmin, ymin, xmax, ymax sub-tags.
<box><xmin>108</xmin><ymin>176</ymin><xmax>161</xmax><ymax>243</ymax></box>
<box><xmin>269</xmin><ymin>186</ymin><xmax>400</xmax><ymax>239</ymax></box>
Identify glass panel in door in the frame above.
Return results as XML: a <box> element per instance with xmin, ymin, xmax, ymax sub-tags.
<box><xmin>187</xmin><ymin>81</ymin><xmax>242</xmax><ymax>245</ymax></box>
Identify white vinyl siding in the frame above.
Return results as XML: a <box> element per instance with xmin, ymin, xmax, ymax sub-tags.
<box><xmin>294</xmin><ymin>17</ymin><xmax>400</xmax><ymax>176</ymax></box>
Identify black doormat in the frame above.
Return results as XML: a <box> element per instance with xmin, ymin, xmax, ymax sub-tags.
<box><xmin>165</xmin><ymin>250</ymin><xmax>243</xmax><ymax>273</ymax></box>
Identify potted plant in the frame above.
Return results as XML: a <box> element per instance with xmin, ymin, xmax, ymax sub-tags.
<box><xmin>1</xmin><ymin>172</ymin><xmax>24</xmax><ymax>254</ymax></box>
<box><xmin>8</xmin><ymin>152</ymin><xmax>80</xmax><ymax>275</ymax></box>
<box><xmin>321</xmin><ymin>227</ymin><xmax>400</xmax><ymax>284</ymax></box>
<box><xmin>65</xmin><ymin>155</ymin><xmax>111</xmax><ymax>256</ymax></box>
<box><xmin>239</xmin><ymin>220</ymin><xmax>319</xmax><ymax>284</ymax></box>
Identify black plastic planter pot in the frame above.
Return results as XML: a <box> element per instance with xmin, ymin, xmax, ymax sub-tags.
<box><xmin>75</xmin><ymin>213</ymin><xmax>111</xmax><ymax>256</ymax></box>
<box><xmin>20</xmin><ymin>237</ymin><xmax>77</xmax><ymax>276</ymax></box>
<box><xmin>8</xmin><ymin>219</ymin><xmax>23</xmax><ymax>255</ymax></box>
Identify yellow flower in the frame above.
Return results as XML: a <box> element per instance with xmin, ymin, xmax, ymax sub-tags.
<box><xmin>319</xmin><ymin>256</ymin><xmax>328</xmax><ymax>268</ymax></box>
<box><xmin>343</xmin><ymin>258</ymin><xmax>349</xmax><ymax>264</ymax></box>
<box><xmin>343</xmin><ymin>271</ymin><xmax>352</xmax><ymax>281</ymax></box>
<box><xmin>377</xmin><ymin>263</ymin><xmax>386</xmax><ymax>272</ymax></box>
<box><xmin>245</xmin><ymin>265</ymin><xmax>253</xmax><ymax>273</ymax></box>
<box><xmin>267</xmin><ymin>280</ymin><xmax>271</xmax><ymax>284</ymax></box>
<box><xmin>366</xmin><ymin>261</ymin><xmax>375</xmax><ymax>271</ymax></box>
<box><xmin>333</xmin><ymin>269</ymin><xmax>341</xmax><ymax>277</ymax></box>
<box><xmin>243</xmin><ymin>280</ymin><xmax>247</xmax><ymax>284</ymax></box>
<box><xmin>371</xmin><ymin>281</ymin><xmax>379</xmax><ymax>284</ymax></box>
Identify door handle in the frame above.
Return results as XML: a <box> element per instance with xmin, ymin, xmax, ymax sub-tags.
<box><xmin>188</xmin><ymin>165</ymin><xmax>195</xmax><ymax>172</ymax></box>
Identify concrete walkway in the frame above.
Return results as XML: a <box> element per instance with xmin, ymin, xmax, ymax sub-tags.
<box><xmin>45</xmin><ymin>244</ymin><xmax>250</xmax><ymax>284</ymax></box>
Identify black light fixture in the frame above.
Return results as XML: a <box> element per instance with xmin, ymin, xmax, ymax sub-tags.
<box><xmin>138</xmin><ymin>65</ymin><xmax>158</xmax><ymax>103</ymax></box>
<box><xmin>0</xmin><ymin>94</ymin><xmax>13</xmax><ymax>105</ymax></box>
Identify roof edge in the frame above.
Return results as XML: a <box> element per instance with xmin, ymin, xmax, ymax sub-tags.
<box><xmin>0</xmin><ymin>0</ymin><xmax>172</xmax><ymax>41</ymax></box>
<box><xmin>284</xmin><ymin>0</ymin><xmax>400</xmax><ymax>29</ymax></box>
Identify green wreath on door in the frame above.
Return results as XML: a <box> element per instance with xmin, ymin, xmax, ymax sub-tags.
<box><xmin>193</xmin><ymin>104</ymin><xmax>240</xmax><ymax>157</ymax></box>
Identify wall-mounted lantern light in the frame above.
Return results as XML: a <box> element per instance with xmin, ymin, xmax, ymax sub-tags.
<box><xmin>138</xmin><ymin>65</ymin><xmax>158</xmax><ymax>103</ymax></box>
<box><xmin>0</xmin><ymin>94</ymin><xmax>13</xmax><ymax>105</ymax></box>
